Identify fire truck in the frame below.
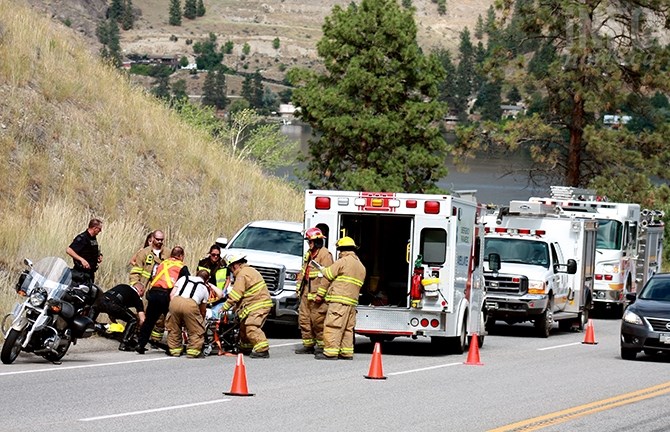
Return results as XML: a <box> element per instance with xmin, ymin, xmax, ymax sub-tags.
<box><xmin>304</xmin><ymin>189</ymin><xmax>487</xmax><ymax>354</ymax></box>
<box><xmin>483</xmin><ymin>200</ymin><xmax>598</xmax><ymax>337</ymax></box>
<box><xmin>530</xmin><ymin>186</ymin><xmax>665</xmax><ymax>316</ymax></box>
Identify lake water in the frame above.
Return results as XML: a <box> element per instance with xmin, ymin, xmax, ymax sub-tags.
<box><xmin>278</xmin><ymin>122</ymin><xmax>548</xmax><ymax>205</ymax></box>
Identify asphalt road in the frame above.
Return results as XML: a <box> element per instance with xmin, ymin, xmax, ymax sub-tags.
<box><xmin>1</xmin><ymin>317</ymin><xmax>668</xmax><ymax>432</ymax></box>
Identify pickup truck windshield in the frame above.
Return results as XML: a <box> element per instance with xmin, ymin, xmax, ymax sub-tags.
<box><xmin>228</xmin><ymin>226</ymin><xmax>303</xmax><ymax>257</ymax></box>
<box><xmin>484</xmin><ymin>238</ymin><xmax>550</xmax><ymax>268</ymax></box>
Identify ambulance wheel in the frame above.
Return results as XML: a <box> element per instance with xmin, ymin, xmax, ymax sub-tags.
<box><xmin>485</xmin><ymin>317</ymin><xmax>496</xmax><ymax>333</ymax></box>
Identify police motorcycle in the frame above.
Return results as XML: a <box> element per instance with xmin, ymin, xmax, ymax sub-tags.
<box><xmin>1</xmin><ymin>256</ymin><xmax>96</xmax><ymax>364</ymax></box>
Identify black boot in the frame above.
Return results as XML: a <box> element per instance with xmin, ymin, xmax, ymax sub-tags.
<box><xmin>294</xmin><ymin>345</ymin><xmax>315</xmax><ymax>354</ymax></box>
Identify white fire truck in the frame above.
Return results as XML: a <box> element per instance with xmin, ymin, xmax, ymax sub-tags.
<box><xmin>304</xmin><ymin>189</ymin><xmax>487</xmax><ymax>354</ymax></box>
<box><xmin>483</xmin><ymin>200</ymin><xmax>598</xmax><ymax>337</ymax></box>
<box><xmin>530</xmin><ymin>186</ymin><xmax>665</xmax><ymax>315</ymax></box>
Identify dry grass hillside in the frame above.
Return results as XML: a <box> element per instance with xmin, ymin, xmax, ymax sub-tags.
<box><xmin>27</xmin><ymin>0</ymin><xmax>494</xmax><ymax>84</ymax></box>
<box><xmin>0</xmin><ymin>0</ymin><xmax>303</xmax><ymax>315</ymax></box>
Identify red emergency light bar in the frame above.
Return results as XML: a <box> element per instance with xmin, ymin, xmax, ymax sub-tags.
<box><xmin>315</xmin><ymin>196</ymin><xmax>331</xmax><ymax>210</ymax></box>
<box><xmin>490</xmin><ymin>227</ymin><xmax>545</xmax><ymax>236</ymax></box>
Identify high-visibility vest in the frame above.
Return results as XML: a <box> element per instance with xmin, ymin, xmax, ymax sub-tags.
<box><xmin>150</xmin><ymin>259</ymin><xmax>184</xmax><ymax>289</ymax></box>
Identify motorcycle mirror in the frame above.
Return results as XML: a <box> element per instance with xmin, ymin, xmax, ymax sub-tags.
<box><xmin>24</xmin><ymin>258</ymin><xmax>33</xmax><ymax>268</ymax></box>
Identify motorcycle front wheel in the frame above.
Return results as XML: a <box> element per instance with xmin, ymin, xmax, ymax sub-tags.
<box><xmin>1</xmin><ymin>328</ymin><xmax>27</xmax><ymax>364</ymax></box>
<box><xmin>43</xmin><ymin>339</ymin><xmax>72</xmax><ymax>363</ymax></box>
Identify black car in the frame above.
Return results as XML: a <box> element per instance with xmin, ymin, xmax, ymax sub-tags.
<box><xmin>620</xmin><ymin>273</ymin><xmax>670</xmax><ymax>360</ymax></box>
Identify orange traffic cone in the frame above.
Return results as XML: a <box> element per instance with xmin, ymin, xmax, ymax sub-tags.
<box><xmin>223</xmin><ymin>353</ymin><xmax>255</xmax><ymax>396</ymax></box>
<box><xmin>582</xmin><ymin>319</ymin><xmax>598</xmax><ymax>345</ymax></box>
<box><xmin>464</xmin><ymin>333</ymin><xmax>483</xmax><ymax>365</ymax></box>
<box><xmin>364</xmin><ymin>342</ymin><xmax>387</xmax><ymax>380</ymax></box>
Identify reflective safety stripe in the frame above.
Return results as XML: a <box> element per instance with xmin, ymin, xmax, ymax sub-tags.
<box><xmin>316</xmin><ymin>287</ymin><xmax>327</xmax><ymax>297</ymax></box>
<box><xmin>238</xmin><ymin>299</ymin><xmax>273</xmax><ymax>319</ymax></box>
<box><xmin>131</xmin><ymin>267</ymin><xmax>151</xmax><ymax>278</ymax></box>
<box><xmin>339</xmin><ymin>347</ymin><xmax>354</xmax><ymax>355</ymax></box>
<box><xmin>253</xmin><ymin>340</ymin><xmax>269</xmax><ymax>352</ymax></box>
<box><xmin>151</xmin><ymin>260</ymin><xmax>182</xmax><ymax>289</ymax></box>
<box><xmin>150</xmin><ymin>329</ymin><xmax>163</xmax><ymax>339</ymax></box>
<box><xmin>186</xmin><ymin>348</ymin><xmax>201</xmax><ymax>357</ymax></box>
<box><xmin>302</xmin><ymin>338</ymin><xmax>316</xmax><ymax>346</ymax></box>
<box><xmin>324</xmin><ymin>294</ymin><xmax>358</xmax><ymax>306</ymax></box>
<box><xmin>169</xmin><ymin>348</ymin><xmax>182</xmax><ymax>356</ymax></box>
<box><xmin>308</xmin><ymin>270</ymin><xmax>321</xmax><ymax>278</ymax></box>
<box><xmin>240</xmin><ymin>342</ymin><xmax>253</xmax><ymax>349</ymax></box>
<box><xmin>316</xmin><ymin>340</ymin><xmax>324</xmax><ymax>348</ymax></box>
<box><xmin>323</xmin><ymin>267</ymin><xmax>335</xmax><ymax>281</ymax></box>
<box><xmin>323</xmin><ymin>347</ymin><xmax>339</xmax><ymax>356</ymax></box>
<box><xmin>306</xmin><ymin>293</ymin><xmax>317</xmax><ymax>301</ymax></box>
<box><xmin>334</xmin><ymin>275</ymin><xmax>364</xmax><ymax>287</ymax></box>
<box><xmin>243</xmin><ymin>280</ymin><xmax>266</xmax><ymax>297</ymax></box>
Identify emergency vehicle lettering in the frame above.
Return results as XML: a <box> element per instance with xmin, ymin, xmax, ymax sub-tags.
<box><xmin>457</xmin><ymin>255</ymin><xmax>469</xmax><ymax>267</ymax></box>
<box><xmin>356</xmin><ymin>191</ymin><xmax>397</xmax><ymax>213</ymax></box>
<box><xmin>459</xmin><ymin>226</ymin><xmax>471</xmax><ymax>243</ymax></box>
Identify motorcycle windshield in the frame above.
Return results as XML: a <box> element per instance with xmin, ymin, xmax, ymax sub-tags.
<box><xmin>22</xmin><ymin>257</ymin><xmax>72</xmax><ymax>299</ymax></box>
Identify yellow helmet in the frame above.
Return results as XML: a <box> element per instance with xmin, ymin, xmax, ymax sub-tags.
<box><xmin>336</xmin><ymin>236</ymin><xmax>357</xmax><ymax>249</ymax></box>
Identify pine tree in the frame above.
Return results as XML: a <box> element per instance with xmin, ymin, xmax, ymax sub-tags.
<box><xmin>196</xmin><ymin>0</ymin><xmax>206</xmax><ymax>17</ymax></box>
<box><xmin>183</xmin><ymin>0</ymin><xmax>197</xmax><ymax>20</ymax></box>
<box><xmin>201</xmin><ymin>66</ymin><xmax>228</xmax><ymax>109</ymax></box>
<box><xmin>457</xmin><ymin>0</ymin><xmax>670</xmax><ymax>201</ymax></box>
<box><xmin>169</xmin><ymin>0</ymin><xmax>182</xmax><ymax>26</ymax></box>
<box><xmin>474</xmin><ymin>15</ymin><xmax>484</xmax><ymax>40</ymax></box>
<box><xmin>193</xmin><ymin>33</ymin><xmax>223</xmax><ymax>70</ymax></box>
<box><xmin>152</xmin><ymin>76</ymin><xmax>171</xmax><ymax>100</ymax></box>
<box><xmin>454</xmin><ymin>28</ymin><xmax>475</xmax><ymax>122</ymax></box>
<box><xmin>106</xmin><ymin>18</ymin><xmax>122</xmax><ymax>67</ymax></box>
<box><xmin>109</xmin><ymin>0</ymin><xmax>124</xmax><ymax>20</ymax></box>
<box><xmin>171</xmin><ymin>79</ymin><xmax>188</xmax><ymax>103</ymax></box>
<box><xmin>240</xmin><ymin>75</ymin><xmax>253</xmax><ymax>104</ymax></box>
<box><xmin>121</xmin><ymin>0</ymin><xmax>134</xmax><ymax>30</ymax></box>
<box><xmin>473</xmin><ymin>80</ymin><xmax>502</xmax><ymax>121</ymax></box>
<box><xmin>288</xmin><ymin>0</ymin><xmax>447</xmax><ymax>193</ymax></box>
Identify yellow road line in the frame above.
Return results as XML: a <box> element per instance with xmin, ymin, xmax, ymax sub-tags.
<box><xmin>488</xmin><ymin>381</ymin><xmax>670</xmax><ymax>432</ymax></box>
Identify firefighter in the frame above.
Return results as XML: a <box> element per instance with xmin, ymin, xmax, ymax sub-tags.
<box><xmin>221</xmin><ymin>253</ymin><xmax>273</xmax><ymax>358</ymax></box>
<box><xmin>295</xmin><ymin>227</ymin><xmax>333</xmax><ymax>354</ymax></box>
<box><xmin>166</xmin><ymin>270</ymin><xmax>210</xmax><ymax>358</ymax></box>
<box><xmin>315</xmin><ymin>236</ymin><xmax>366</xmax><ymax>360</ymax></box>
<box><xmin>136</xmin><ymin>246</ymin><xmax>189</xmax><ymax>354</ymax></box>
<box><xmin>129</xmin><ymin>230</ymin><xmax>169</xmax><ymax>346</ymax></box>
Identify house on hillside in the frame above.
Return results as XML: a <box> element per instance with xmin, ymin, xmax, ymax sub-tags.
<box><xmin>603</xmin><ymin>114</ymin><xmax>632</xmax><ymax>129</ymax></box>
<box><xmin>279</xmin><ymin>103</ymin><xmax>298</xmax><ymax>121</ymax></box>
<box><xmin>501</xmin><ymin>104</ymin><xmax>526</xmax><ymax>119</ymax></box>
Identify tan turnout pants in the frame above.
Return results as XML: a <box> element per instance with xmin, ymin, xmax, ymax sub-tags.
<box><xmin>240</xmin><ymin>307</ymin><xmax>270</xmax><ymax>353</ymax></box>
<box><xmin>322</xmin><ymin>302</ymin><xmax>356</xmax><ymax>358</ymax></box>
<box><xmin>298</xmin><ymin>291</ymin><xmax>328</xmax><ymax>348</ymax></box>
<box><xmin>166</xmin><ymin>296</ymin><xmax>205</xmax><ymax>357</ymax></box>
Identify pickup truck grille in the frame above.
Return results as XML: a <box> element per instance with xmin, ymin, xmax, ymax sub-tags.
<box><xmin>484</xmin><ymin>274</ymin><xmax>528</xmax><ymax>295</ymax></box>
<box><xmin>251</xmin><ymin>265</ymin><xmax>282</xmax><ymax>294</ymax></box>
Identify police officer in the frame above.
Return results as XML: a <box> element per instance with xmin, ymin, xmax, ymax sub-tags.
<box><xmin>221</xmin><ymin>254</ymin><xmax>273</xmax><ymax>358</ymax></box>
<box><xmin>66</xmin><ymin>218</ymin><xmax>103</xmax><ymax>285</ymax></box>
<box><xmin>136</xmin><ymin>246</ymin><xmax>189</xmax><ymax>354</ymax></box>
<box><xmin>315</xmin><ymin>236</ymin><xmax>366</xmax><ymax>360</ymax></box>
<box><xmin>166</xmin><ymin>270</ymin><xmax>210</xmax><ymax>358</ymax></box>
<box><xmin>96</xmin><ymin>283</ymin><xmax>146</xmax><ymax>351</ymax></box>
<box><xmin>295</xmin><ymin>227</ymin><xmax>333</xmax><ymax>354</ymax></box>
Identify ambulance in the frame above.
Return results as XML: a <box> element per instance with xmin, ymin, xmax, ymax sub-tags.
<box><xmin>304</xmin><ymin>189</ymin><xmax>487</xmax><ymax>354</ymax></box>
<box><xmin>483</xmin><ymin>200</ymin><xmax>598</xmax><ymax>337</ymax></box>
<box><xmin>530</xmin><ymin>186</ymin><xmax>665</xmax><ymax>315</ymax></box>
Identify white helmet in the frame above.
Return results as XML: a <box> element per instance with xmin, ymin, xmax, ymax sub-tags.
<box><xmin>223</xmin><ymin>253</ymin><xmax>246</xmax><ymax>267</ymax></box>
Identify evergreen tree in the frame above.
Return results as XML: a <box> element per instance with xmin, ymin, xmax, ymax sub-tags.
<box><xmin>97</xmin><ymin>19</ymin><xmax>121</xmax><ymax>67</ymax></box>
<box><xmin>109</xmin><ymin>0</ymin><xmax>124</xmax><ymax>20</ymax></box>
<box><xmin>193</xmin><ymin>33</ymin><xmax>223</xmax><ymax>70</ymax></box>
<box><xmin>121</xmin><ymin>0</ymin><xmax>134</xmax><ymax>30</ymax></box>
<box><xmin>169</xmin><ymin>0</ymin><xmax>182</xmax><ymax>26</ymax></box>
<box><xmin>473</xmin><ymin>80</ymin><xmax>502</xmax><ymax>121</ymax></box>
<box><xmin>457</xmin><ymin>0</ymin><xmax>670</xmax><ymax>201</ymax></box>
<box><xmin>474</xmin><ymin>15</ymin><xmax>484</xmax><ymax>40</ymax></box>
<box><xmin>288</xmin><ymin>0</ymin><xmax>447</xmax><ymax>193</ymax></box>
<box><xmin>454</xmin><ymin>27</ymin><xmax>475</xmax><ymax>122</ymax></box>
<box><xmin>252</xmin><ymin>71</ymin><xmax>264</xmax><ymax>110</ymax></box>
<box><xmin>196</xmin><ymin>0</ymin><xmax>206</xmax><ymax>17</ymax></box>
<box><xmin>240</xmin><ymin>75</ymin><xmax>253</xmax><ymax>105</ymax></box>
<box><xmin>201</xmin><ymin>65</ymin><xmax>228</xmax><ymax>109</ymax></box>
<box><xmin>152</xmin><ymin>76</ymin><xmax>171</xmax><ymax>101</ymax></box>
<box><xmin>242</xmin><ymin>42</ymin><xmax>251</xmax><ymax>56</ymax></box>
<box><xmin>506</xmin><ymin>86</ymin><xmax>521</xmax><ymax>104</ymax></box>
<box><xmin>434</xmin><ymin>48</ymin><xmax>458</xmax><ymax>115</ymax></box>
<box><xmin>183</xmin><ymin>0</ymin><xmax>197</xmax><ymax>19</ymax></box>
<box><xmin>171</xmin><ymin>79</ymin><xmax>189</xmax><ymax>103</ymax></box>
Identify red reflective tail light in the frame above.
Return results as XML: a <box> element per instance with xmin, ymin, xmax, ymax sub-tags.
<box><xmin>315</xmin><ymin>197</ymin><xmax>331</xmax><ymax>210</ymax></box>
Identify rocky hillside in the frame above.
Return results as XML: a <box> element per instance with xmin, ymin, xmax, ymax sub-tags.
<box><xmin>27</xmin><ymin>0</ymin><xmax>494</xmax><ymax>82</ymax></box>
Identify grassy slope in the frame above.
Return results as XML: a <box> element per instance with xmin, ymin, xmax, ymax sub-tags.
<box><xmin>0</xmin><ymin>0</ymin><xmax>303</xmax><ymax>314</ymax></box>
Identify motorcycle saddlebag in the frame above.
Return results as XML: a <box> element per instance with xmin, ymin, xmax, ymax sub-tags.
<box><xmin>72</xmin><ymin>316</ymin><xmax>95</xmax><ymax>339</ymax></box>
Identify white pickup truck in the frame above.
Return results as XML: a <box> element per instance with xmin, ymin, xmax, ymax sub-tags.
<box><xmin>220</xmin><ymin>220</ymin><xmax>303</xmax><ymax>326</ymax></box>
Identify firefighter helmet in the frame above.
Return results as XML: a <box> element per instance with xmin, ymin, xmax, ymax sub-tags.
<box><xmin>336</xmin><ymin>236</ymin><xmax>357</xmax><ymax>249</ymax></box>
<box><xmin>223</xmin><ymin>253</ymin><xmax>246</xmax><ymax>267</ymax></box>
<box><xmin>304</xmin><ymin>227</ymin><xmax>326</xmax><ymax>240</ymax></box>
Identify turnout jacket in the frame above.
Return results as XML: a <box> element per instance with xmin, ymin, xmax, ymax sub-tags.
<box><xmin>297</xmin><ymin>247</ymin><xmax>334</xmax><ymax>300</ymax></box>
<box><xmin>222</xmin><ymin>264</ymin><xmax>272</xmax><ymax>319</ymax></box>
<box><xmin>322</xmin><ymin>251</ymin><xmax>366</xmax><ymax>306</ymax></box>
<box><xmin>129</xmin><ymin>246</ymin><xmax>168</xmax><ymax>289</ymax></box>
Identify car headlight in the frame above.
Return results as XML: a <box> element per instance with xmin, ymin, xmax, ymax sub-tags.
<box><xmin>528</xmin><ymin>280</ymin><xmax>546</xmax><ymax>294</ymax></box>
<box><xmin>29</xmin><ymin>290</ymin><xmax>46</xmax><ymax>307</ymax></box>
<box><xmin>285</xmin><ymin>271</ymin><xmax>299</xmax><ymax>282</ymax></box>
<box><xmin>622</xmin><ymin>310</ymin><xmax>644</xmax><ymax>325</ymax></box>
